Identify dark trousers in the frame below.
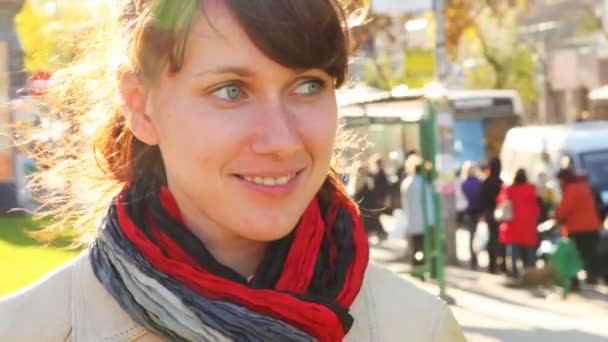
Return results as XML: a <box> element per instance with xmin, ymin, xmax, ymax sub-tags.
<box><xmin>485</xmin><ymin>213</ymin><xmax>507</xmax><ymax>273</ymax></box>
<box><xmin>569</xmin><ymin>230</ymin><xmax>600</xmax><ymax>283</ymax></box>
<box><xmin>465</xmin><ymin>210</ymin><xmax>481</xmax><ymax>269</ymax></box>
<box><xmin>409</xmin><ymin>234</ymin><xmax>425</xmax><ymax>266</ymax></box>
<box><xmin>408</xmin><ymin>232</ymin><xmax>437</xmax><ymax>277</ymax></box>
<box><xmin>361</xmin><ymin>209</ymin><xmax>386</xmax><ymax>237</ymax></box>
<box><xmin>507</xmin><ymin>244</ymin><xmax>536</xmax><ymax>278</ymax></box>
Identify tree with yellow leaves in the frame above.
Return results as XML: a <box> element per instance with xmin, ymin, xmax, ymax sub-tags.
<box><xmin>16</xmin><ymin>0</ymin><xmax>118</xmax><ymax>72</ymax></box>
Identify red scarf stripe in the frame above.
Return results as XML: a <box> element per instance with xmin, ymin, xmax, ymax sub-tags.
<box><xmin>145</xmin><ymin>209</ymin><xmax>199</xmax><ymax>267</ymax></box>
<box><xmin>116</xmin><ymin>193</ymin><xmax>345</xmax><ymax>341</ymax></box>
<box><xmin>275</xmin><ymin>199</ymin><xmax>325</xmax><ymax>292</ymax></box>
<box><xmin>158</xmin><ymin>186</ymin><xmax>183</xmax><ymax>221</ymax></box>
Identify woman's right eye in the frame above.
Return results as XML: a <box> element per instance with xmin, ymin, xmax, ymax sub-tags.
<box><xmin>211</xmin><ymin>83</ymin><xmax>246</xmax><ymax>101</ymax></box>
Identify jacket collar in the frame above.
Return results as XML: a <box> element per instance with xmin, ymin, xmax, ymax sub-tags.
<box><xmin>72</xmin><ymin>250</ymin><xmax>149</xmax><ymax>341</ymax></box>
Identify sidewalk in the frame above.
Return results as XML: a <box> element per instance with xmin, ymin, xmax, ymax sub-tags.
<box><xmin>371</xmin><ymin>238</ymin><xmax>608</xmax><ymax>342</ymax></box>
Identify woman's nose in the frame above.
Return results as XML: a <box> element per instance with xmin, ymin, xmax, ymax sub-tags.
<box><xmin>250</xmin><ymin>102</ymin><xmax>302</xmax><ymax>159</ymax></box>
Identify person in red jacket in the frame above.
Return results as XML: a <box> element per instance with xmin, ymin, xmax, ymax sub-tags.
<box><xmin>556</xmin><ymin>168</ymin><xmax>601</xmax><ymax>286</ymax></box>
<box><xmin>496</xmin><ymin>169</ymin><xmax>540</xmax><ymax>279</ymax></box>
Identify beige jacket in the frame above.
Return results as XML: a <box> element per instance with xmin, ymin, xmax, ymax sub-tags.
<box><xmin>0</xmin><ymin>250</ymin><xmax>466</xmax><ymax>341</ymax></box>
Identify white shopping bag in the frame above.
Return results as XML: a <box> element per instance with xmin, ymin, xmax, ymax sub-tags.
<box><xmin>472</xmin><ymin>220</ymin><xmax>489</xmax><ymax>253</ymax></box>
<box><xmin>387</xmin><ymin>209</ymin><xmax>408</xmax><ymax>240</ymax></box>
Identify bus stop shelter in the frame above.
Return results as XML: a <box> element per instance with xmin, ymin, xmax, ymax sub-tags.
<box><xmin>337</xmin><ymin>87</ymin><xmax>456</xmax><ymax>300</ymax></box>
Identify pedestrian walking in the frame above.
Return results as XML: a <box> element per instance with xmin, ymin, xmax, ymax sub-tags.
<box><xmin>461</xmin><ymin>161</ymin><xmax>482</xmax><ymax>269</ymax></box>
<box><xmin>349</xmin><ymin>161</ymin><xmax>382</xmax><ymax>239</ymax></box>
<box><xmin>480</xmin><ymin>157</ymin><xmax>507</xmax><ymax>273</ymax></box>
<box><xmin>454</xmin><ymin>168</ymin><xmax>469</xmax><ymax>227</ymax></box>
<box><xmin>365</xmin><ymin>155</ymin><xmax>389</xmax><ymax>239</ymax></box>
<box><xmin>555</xmin><ymin>168</ymin><xmax>602</xmax><ymax>287</ymax></box>
<box><xmin>497</xmin><ymin>169</ymin><xmax>540</xmax><ymax>279</ymax></box>
<box><xmin>401</xmin><ymin>155</ymin><xmax>435</xmax><ymax>266</ymax></box>
<box><xmin>0</xmin><ymin>1</ymin><xmax>465</xmax><ymax>340</ymax></box>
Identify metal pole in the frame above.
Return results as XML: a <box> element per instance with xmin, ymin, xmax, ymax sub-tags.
<box><xmin>419</xmin><ymin>118</ymin><xmax>432</xmax><ymax>280</ymax></box>
<box><xmin>434</xmin><ymin>0</ymin><xmax>447</xmax><ymax>81</ymax></box>
<box><xmin>428</xmin><ymin>101</ymin><xmax>447</xmax><ymax>299</ymax></box>
<box><xmin>432</xmin><ymin>0</ymin><xmax>452</xmax><ymax>303</ymax></box>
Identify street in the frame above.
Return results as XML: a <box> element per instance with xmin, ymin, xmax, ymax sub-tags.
<box><xmin>371</xmin><ymin>231</ymin><xmax>608</xmax><ymax>341</ymax></box>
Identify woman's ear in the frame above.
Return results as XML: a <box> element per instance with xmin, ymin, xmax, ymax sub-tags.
<box><xmin>119</xmin><ymin>70</ymin><xmax>160</xmax><ymax>145</ymax></box>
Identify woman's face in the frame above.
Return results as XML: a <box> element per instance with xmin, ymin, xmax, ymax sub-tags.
<box><xmin>143</xmin><ymin>2</ymin><xmax>337</xmax><ymax>242</ymax></box>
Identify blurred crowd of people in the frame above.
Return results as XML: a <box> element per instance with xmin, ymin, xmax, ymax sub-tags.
<box><xmin>346</xmin><ymin>153</ymin><xmax>608</xmax><ymax>289</ymax></box>
<box><xmin>347</xmin><ymin>152</ymin><xmax>436</xmax><ymax>265</ymax></box>
<box><xmin>457</xmin><ymin>158</ymin><xmax>607</xmax><ymax>288</ymax></box>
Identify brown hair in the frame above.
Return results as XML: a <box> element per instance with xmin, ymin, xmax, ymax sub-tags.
<box><xmin>19</xmin><ymin>0</ymin><xmax>365</xmax><ymax>243</ymax></box>
<box><xmin>556</xmin><ymin>168</ymin><xmax>582</xmax><ymax>185</ymax></box>
<box><xmin>513</xmin><ymin>168</ymin><xmax>528</xmax><ymax>185</ymax></box>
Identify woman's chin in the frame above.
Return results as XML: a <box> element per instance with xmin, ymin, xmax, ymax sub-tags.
<box><xmin>227</xmin><ymin>201</ymin><xmax>313</xmax><ymax>242</ymax></box>
<box><xmin>233</xmin><ymin>218</ymin><xmax>299</xmax><ymax>242</ymax></box>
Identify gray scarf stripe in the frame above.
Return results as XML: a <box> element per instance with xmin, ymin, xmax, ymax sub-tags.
<box><xmin>101</xmin><ymin>241</ymin><xmax>226</xmax><ymax>341</ymax></box>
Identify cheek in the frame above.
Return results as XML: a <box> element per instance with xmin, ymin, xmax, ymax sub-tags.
<box><xmin>295</xmin><ymin>102</ymin><xmax>337</xmax><ymax>159</ymax></box>
<box><xmin>151</xmin><ymin>97</ymin><xmax>237</xmax><ymax>171</ymax></box>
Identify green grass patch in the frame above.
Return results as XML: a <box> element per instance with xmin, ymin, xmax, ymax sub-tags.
<box><xmin>0</xmin><ymin>214</ymin><xmax>81</xmax><ymax>297</ymax></box>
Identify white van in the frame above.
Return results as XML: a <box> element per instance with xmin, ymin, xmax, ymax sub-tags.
<box><xmin>500</xmin><ymin>121</ymin><xmax>608</xmax><ymax>207</ymax></box>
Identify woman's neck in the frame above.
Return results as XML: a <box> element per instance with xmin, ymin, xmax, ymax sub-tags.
<box><xmin>169</xmin><ymin>188</ymin><xmax>268</xmax><ymax>278</ymax></box>
<box><xmin>192</xmin><ymin>227</ymin><xmax>267</xmax><ymax>278</ymax></box>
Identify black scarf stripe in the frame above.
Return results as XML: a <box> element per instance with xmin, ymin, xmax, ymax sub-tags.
<box><xmin>286</xmin><ymin>291</ymin><xmax>353</xmax><ymax>332</ymax></box>
<box><xmin>249</xmin><ymin>229</ymin><xmax>296</xmax><ymax>288</ymax></box>
<box><xmin>307</xmin><ymin>233</ymin><xmax>329</xmax><ymax>295</ymax></box>
<box><xmin>146</xmin><ymin>194</ymin><xmax>247</xmax><ymax>283</ymax></box>
<box><xmin>322</xmin><ymin>209</ymin><xmax>355</xmax><ymax>299</ymax></box>
<box><xmin>122</xmin><ymin>189</ymin><xmax>160</xmax><ymax>247</ymax></box>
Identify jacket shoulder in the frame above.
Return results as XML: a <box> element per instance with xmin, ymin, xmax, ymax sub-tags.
<box><xmin>354</xmin><ymin>263</ymin><xmax>466</xmax><ymax>342</ymax></box>
<box><xmin>0</xmin><ymin>253</ymin><xmax>78</xmax><ymax>341</ymax></box>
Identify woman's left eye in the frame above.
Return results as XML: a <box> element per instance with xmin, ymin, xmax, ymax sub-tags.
<box><xmin>211</xmin><ymin>83</ymin><xmax>246</xmax><ymax>101</ymax></box>
<box><xmin>293</xmin><ymin>79</ymin><xmax>326</xmax><ymax>96</ymax></box>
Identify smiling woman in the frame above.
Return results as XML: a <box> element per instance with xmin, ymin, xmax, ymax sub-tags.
<box><xmin>0</xmin><ymin>0</ymin><xmax>465</xmax><ymax>341</ymax></box>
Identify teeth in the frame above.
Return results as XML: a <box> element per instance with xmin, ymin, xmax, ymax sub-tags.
<box><xmin>243</xmin><ymin>174</ymin><xmax>295</xmax><ymax>186</ymax></box>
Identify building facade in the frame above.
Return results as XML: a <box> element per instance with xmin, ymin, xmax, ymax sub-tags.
<box><xmin>520</xmin><ymin>0</ymin><xmax>608</xmax><ymax>123</ymax></box>
<box><xmin>0</xmin><ymin>0</ymin><xmax>25</xmax><ymax>211</ymax></box>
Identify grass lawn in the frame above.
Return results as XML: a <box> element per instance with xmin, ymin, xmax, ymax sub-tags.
<box><xmin>0</xmin><ymin>214</ymin><xmax>81</xmax><ymax>297</ymax></box>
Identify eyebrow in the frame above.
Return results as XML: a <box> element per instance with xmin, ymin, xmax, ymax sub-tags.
<box><xmin>192</xmin><ymin>67</ymin><xmax>256</xmax><ymax>78</ymax></box>
<box><xmin>192</xmin><ymin>66</ymin><xmax>316</xmax><ymax>80</ymax></box>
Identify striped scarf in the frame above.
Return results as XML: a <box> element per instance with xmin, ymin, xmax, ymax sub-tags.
<box><xmin>90</xmin><ymin>183</ymin><xmax>369</xmax><ymax>341</ymax></box>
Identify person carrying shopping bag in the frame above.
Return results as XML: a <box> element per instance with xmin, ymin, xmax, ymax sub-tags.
<box><xmin>496</xmin><ymin>169</ymin><xmax>540</xmax><ymax>279</ymax></box>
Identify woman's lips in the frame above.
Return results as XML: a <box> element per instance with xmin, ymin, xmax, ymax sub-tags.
<box><xmin>240</xmin><ymin>173</ymin><xmax>297</xmax><ymax>186</ymax></box>
<box><xmin>232</xmin><ymin>169</ymin><xmax>305</xmax><ymax>195</ymax></box>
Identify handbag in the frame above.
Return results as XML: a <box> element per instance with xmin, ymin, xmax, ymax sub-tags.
<box><xmin>494</xmin><ymin>199</ymin><xmax>513</xmax><ymax>221</ymax></box>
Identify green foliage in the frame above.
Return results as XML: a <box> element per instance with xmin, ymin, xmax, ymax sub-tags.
<box><xmin>404</xmin><ymin>48</ymin><xmax>435</xmax><ymax>89</ymax></box>
<box><xmin>15</xmin><ymin>1</ymin><xmax>52</xmax><ymax>72</ymax></box>
<box><xmin>504</xmin><ymin>43</ymin><xmax>537</xmax><ymax>104</ymax></box>
<box><xmin>0</xmin><ymin>214</ymin><xmax>79</xmax><ymax>296</ymax></box>
<box><xmin>362</xmin><ymin>48</ymin><xmax>435</xmax><ymax>91</ymax></box>
<box><xmin>362</xmin><ymin>0</ymin><xmax>535</xmax><ymax>103</ymax></box>
<box><xmin>363</xmin><ymin>52</ymin><xmax>407</xmax><ymax>90</ymax></box>
<box><xmin>15</xmin><ymin>0</ymin><xmax>118</xmax><ymax>72</ymax></box>
<box><xmin>575</xmin><ymin>9</ymin><xmax>602</xmax><ymax>37</ymax></box>
<box><xmin>458</xmin><ymin>4</ymin><xmax>537</xmax><ymax>105</ymax></box>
